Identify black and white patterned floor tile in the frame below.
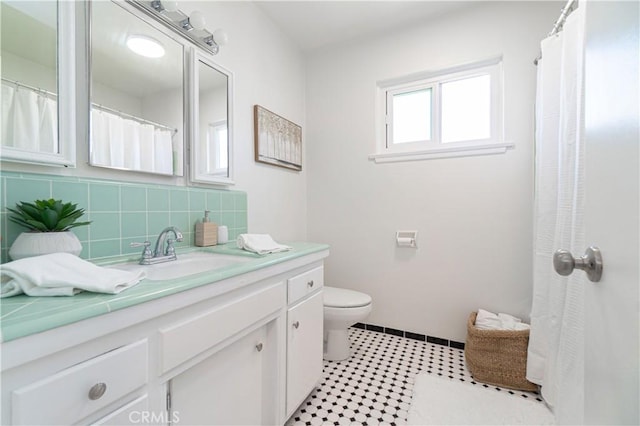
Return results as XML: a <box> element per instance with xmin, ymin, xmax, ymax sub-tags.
<box><xmin>286</xmin><ymin>327</ymin><xmax>542</xmax><ymax>426</ymax></box>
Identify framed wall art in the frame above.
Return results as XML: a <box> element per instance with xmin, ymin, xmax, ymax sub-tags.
<box><xmin>254</xmin><ymin>105</ymin><xmax>302</xmax><ymax>171</ymax></box>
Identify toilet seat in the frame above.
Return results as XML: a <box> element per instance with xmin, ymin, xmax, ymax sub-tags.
<box><xmin>324</xmin><ymin>286</ymin><xmax>372</xmax><ymax>308</ymax></box>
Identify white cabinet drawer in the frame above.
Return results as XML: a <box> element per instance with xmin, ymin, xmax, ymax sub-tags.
<box><xmin>12</xmin><ymin>340</ymin><xmax>148</xmax><ymax>425</ymax></box>
<box><xmin>92</xmin><ymin>394</ymin><xmax>148</xmax><ymax>425</ymax></box>
<box><xmin>288</xmin><ymin>266</ymin><xmax>324</xmax><ymax>304</ymax></box>
<box><xmin>159</xmin><ymin>282</ymin><xmax>284</xmax><ymax>374</ymax></box>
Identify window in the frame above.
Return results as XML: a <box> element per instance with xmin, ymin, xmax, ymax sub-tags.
<box><xmin>441</xmin><ymin>74</ymin><xmax>491</xmax><ymax>143</ymax></box>
<box><xmin>372</xmin><ymin>58</ymin><xmax>512</xmax><ymax>163</ymax></box>
<box><xmin>206</xmin><ymin>121</ymin><xmax>228</xmax><ymax>175</ymax></box>
<box><xmin>390</xmin><ymin>87</ymin><xmax>432</xmax><ymax>144</ymax></box>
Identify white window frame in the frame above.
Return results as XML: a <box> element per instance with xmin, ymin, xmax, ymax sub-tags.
<box><xmin>371</xmin><ymin>57</ymin><xmax>513</xmax><ymax>163</ymax></box>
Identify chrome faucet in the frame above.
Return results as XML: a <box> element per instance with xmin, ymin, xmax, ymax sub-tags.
<box><xmin>131</xmin><ymin>226</ymin><xmax>184</xmax><ymax>265</ymax></box>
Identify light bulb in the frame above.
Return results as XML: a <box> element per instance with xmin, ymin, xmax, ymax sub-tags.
<box><xmin>213</xmin><ymin>29</ymin><xmax>228</xmax><ymax>46</ymax></box>
<box><xmin>189</xmin><ymin>10</ymin><xmax>206</xmax><ymax>31</ymax></box>
<box><xmin>161</xmin><ymin>0</ymin><xmax>178</xmax><ymax>12</ymax></box>
<box><xmin>126</xmin><ymin>35</ymin><xmax>165</xmax><ymax>58</ymax></box>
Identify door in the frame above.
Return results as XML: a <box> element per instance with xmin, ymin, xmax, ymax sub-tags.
<box><xmin>170</xmin><ymin>325</ymin><xmax>269</xmax><ymax>425</ymax></box>
<box><xmin>582</xmin><ymin>1</ymin><xmax>639</xmax><ymax>424</ymax></box>
<box><xmin>286</xmin><ymin>291</ymin><xmax>324</xmax><ymax>418</ymax></box>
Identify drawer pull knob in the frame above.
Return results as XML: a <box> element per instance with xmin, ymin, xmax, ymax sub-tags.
<box><xmin>307</xmin><ymin>280</ymin><xmax>314</xmax><ymax>288</ymax></box>
<box><xmin>256</xmin><ymin>343</ymin><xmax>263</xmax><ymax>352</ymax></box>
<box><xmin>293</xmin><ymin>321</ymin><xmax>300</xmax><ymax>329</ymax></box>
<box><xmin>88</xmin><ymin>382</ymin><xmax>107</xmax><ymax>400</ymax></box>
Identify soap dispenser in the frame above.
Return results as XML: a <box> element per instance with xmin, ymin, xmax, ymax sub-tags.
<box><xmin>195</xmin><ymin>211</ymin><xmax>218</xmax><ymax>247</ymax></box>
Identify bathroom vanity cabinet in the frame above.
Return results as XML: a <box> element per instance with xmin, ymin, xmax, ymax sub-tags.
<box><xmin>286</xmin><ymin>266</ymin><xmax>324</xmax><ymax>418</ymax></box>
<box><xmin>0</xmin><ymin>247</ymin><xmax>328</xmax><ymax>425</ymax></box>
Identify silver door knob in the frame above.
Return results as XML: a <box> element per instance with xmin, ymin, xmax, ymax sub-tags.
<box><xmin>553</xmin><ymin>246</ymin><xmax>603</xmax><ymax>282</ymax></box>
<box><xmin>255</xmin><ymin>342</ymin><xmax>263</xmax><ymax>352</ymax></box>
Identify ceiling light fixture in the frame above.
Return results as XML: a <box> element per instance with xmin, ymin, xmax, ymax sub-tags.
<box><xmin>127</xmin><ymin>0</ymin><xmax>227</xmax><ymax>55</ymax></box>
<box><xmin>126</xmin><ymin>34</ymin><xmax>166</xmax><ymax>58</ymax></box>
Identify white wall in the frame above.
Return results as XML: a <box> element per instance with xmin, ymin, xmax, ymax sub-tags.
<box><xmin>93</xmin><ymin>82</ymin><xmax>143</xmax><ymax>117</ymax></box>
<box><xmin>2</xmin><ymin>51</ymin><xmax>56</xmax><ymax>92</ymax></box>
<box><xmin>305</xmin><ymin>1</ymin><xmax>560</xmax><ymax>342</ymax></box>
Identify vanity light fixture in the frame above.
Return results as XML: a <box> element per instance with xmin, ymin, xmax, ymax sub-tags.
<box><xmin>126</xmin><ymin>34</ymin><xmax>166</xmax><ymax>58</ymax></box>
<box><xmin>127</xmin><ymin>0</ymin><xmax>228</xmax><ymax>55</ymax></box>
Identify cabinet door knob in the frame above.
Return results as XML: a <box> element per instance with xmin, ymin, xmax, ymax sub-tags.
<box><xmin>293</xmin><ymin>321</ymin><xmax>300</xmax><ymax>329</ymax></box>
<box><xmin>307</xmin><ymin>280</ymin><xmax>314</xmax><ymax>288</ymax></box>
<box><xmin>88</xmin><ymin>382</ymin><xmax>107</xmax><ymax>400</ymax></box>
<box><xmin>255</xmin><ymin>342</ymin><xmax>263</xmax><ymax>352</ymax></box>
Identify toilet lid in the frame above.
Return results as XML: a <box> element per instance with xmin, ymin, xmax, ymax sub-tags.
<box><xmin>324</xmin><ymin>286</ymin><xmax>372</xmax><ymax>308</ymax></box>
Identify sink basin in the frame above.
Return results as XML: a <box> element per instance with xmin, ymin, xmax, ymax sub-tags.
<box><xmin>110</xmin><ymin>251</ymin><xmax>253</xmax><ymax>281</ymax></box>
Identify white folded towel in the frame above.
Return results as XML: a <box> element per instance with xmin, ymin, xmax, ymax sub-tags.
<box><xmin>0</xmin><ymin>253</ymin><xmax>146</xmax><ymax>297</ymax></box>
<box><xmin>236</xmin><ymin>234</ymin><xmax>292</xmax><ymax>255</ymax></box>
<box><xmin>475</xmin><ymin>309</ymin><xmax>530</xmax><ymax>331</ymax></box>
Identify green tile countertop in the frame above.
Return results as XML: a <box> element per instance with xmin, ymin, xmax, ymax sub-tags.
<box><xmin>0</xmin><ymin>242</ymin><xmax>329</xmax><ymax>343</ymax></box>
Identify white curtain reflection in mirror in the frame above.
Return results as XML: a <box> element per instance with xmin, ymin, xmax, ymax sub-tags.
<box><xmin>90</xmin><ymin>108</ymin><xmax>174</xmax><ymax>175</ymax></box>
<box><xmin>1</xmin><ymin>81</ymin><xmax>57</xmax><ymax>153</ymax></box>
<box><xmin>1</xmin><ymin>1</ymin><xmax>58</xmax><ymax>154</ymax></box>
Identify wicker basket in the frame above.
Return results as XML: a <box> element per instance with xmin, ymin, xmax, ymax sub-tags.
<box><xmin>465</xmin><ymin>311</ymin><xmax>538</xmax><ymax>391</ymax></box>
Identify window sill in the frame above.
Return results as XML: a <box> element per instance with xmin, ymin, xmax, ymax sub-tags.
<box><xmin>368</xmin><ymin>142</ymin><xmax>515</xmax><ymax>164</ymax></box>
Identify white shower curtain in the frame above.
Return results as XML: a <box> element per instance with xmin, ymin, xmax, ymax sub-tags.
<box><xmin>38</xmin><ymin>96</ymin><xmax>57</xmax><ymax>153</ymax></box>
<box><xmin>123</xmin><ymin>118</ymin><xmax>142</xmax><ymax>170</ymax></box>
<box><xmin>1</xmin><ymin>83</ymin><xmax>58</xmax><ymax>153</ymax></box>
<box><xmin>1</xmin><ymin>84</ymin><xmax>15</xmax><ymax>146</ymax></box>
<box><xmin>91</xmin><ymin>109</ymin><xmax>111</xmax><ymax>166</ymax></box>
<box><xmin>153</xmin><ymin>128</ymin><xmax>173</xmax><ymax>175</ymax></box>
<box><xmin>107</xmin><ymin>112</ymin><xmax>126</xmax><ymax>169</ymax></box>
<box><xmin>139</xmin><ymin>124</ymin><xmax>155</xmax><ymax>173</ymax></box>
<box><xmin>527</xmin><ymin>4</ymin><xmax>586</xmax><ymax>424</ymax></box>
<box><xmin>90</xmin><ymin>108</ymin><xmax>174</xmax><ymax>174</ymax></box>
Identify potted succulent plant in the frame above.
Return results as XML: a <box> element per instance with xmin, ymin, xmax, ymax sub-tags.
<box><xmin>7</xmin><ymin>199</ymin><xmax>91</xmax><ymax>260</ymax></box>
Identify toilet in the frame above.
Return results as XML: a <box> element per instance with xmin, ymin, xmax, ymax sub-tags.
<box><xmin>323</xmin><ymin>286</ymin><xmax>372</xmax><ymax>361</ymax></box>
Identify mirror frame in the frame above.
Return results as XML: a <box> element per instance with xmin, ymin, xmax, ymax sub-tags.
<box><xmin>189</xmin><ymin>48</ymin><xmax>234</xmax><ymax>186</ymax></box>
<box><xmin>0</xmin><ymin>0</ymin><xmax>76</xmax><ymax>167</ymax></box>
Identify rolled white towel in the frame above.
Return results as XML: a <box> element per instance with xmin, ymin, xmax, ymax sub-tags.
<box><xmin>236</xmin><ymin>234</ymin><xmax>292</xmax><ymax>255</ymax></box>
<box><xmin>475</xmin><ymin>309</ymin><xmax>503</xmax><ymax>330</ymax></box>
<box><xmin>475</xmin><ymin>309</ymin><xmax>530</xmax><ymax>331</ymax></box>
<box><xmin>499</xmin><ymin>312</ymin><xmax>530</xmax><ymax>330</ymax></box>
<box><xmin>0</xmin><ymin>252</ymin><xmax>146</xmax><ymax>297</ymax></box>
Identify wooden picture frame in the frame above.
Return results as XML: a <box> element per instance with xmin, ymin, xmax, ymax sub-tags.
<box><xmin>254</xmin><ymin>105</ymin><xmax>302</xmax><ymax>171</ymax></box>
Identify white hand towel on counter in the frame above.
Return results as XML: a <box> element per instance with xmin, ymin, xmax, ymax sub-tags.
<box><xmin>236</xmin><ymin>234</ymin><xmax>292</xmax><ymax>255</ymax></box>
<box><xmin>0</xmin><ymin>252</ymin><xmax>146</xmax><ymax>298</ymax></box>
<box><xmin>475</xmin><ymin>308</ymin><xmax>530</xmax><ymax>331</ymax></box>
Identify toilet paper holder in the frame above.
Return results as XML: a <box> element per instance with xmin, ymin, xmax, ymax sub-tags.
<box><xmin>396</xmin><ymin>231</ymin><xmax>418</xmax><ymax>248</ymax></box>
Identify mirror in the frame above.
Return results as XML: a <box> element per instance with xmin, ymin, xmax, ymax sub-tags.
<box><xmin>191</xmin><ymin>51</ymin><xmax>233</xmax><ymax>185</ymax></box>
<box><xmin>0</xmin><ymin>0</ymin><xmax>75</xmax><ymax>166</ymax></box>
<box><xmin>89</xmin><ymin>0</ymin><xmax>184</xmax><ymax>176</ymax></box>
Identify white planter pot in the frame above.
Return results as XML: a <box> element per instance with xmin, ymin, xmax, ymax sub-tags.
<box><xmin>9</xmin><ymin>231</ymin><xmax>83</xmax><ymax>261</ymax></box>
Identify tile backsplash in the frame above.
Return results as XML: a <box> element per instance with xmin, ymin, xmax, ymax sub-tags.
<box><xmin>0</xmin><ymin>172</ymin><xmax>248</xmax><ymax>263</ymax></box>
